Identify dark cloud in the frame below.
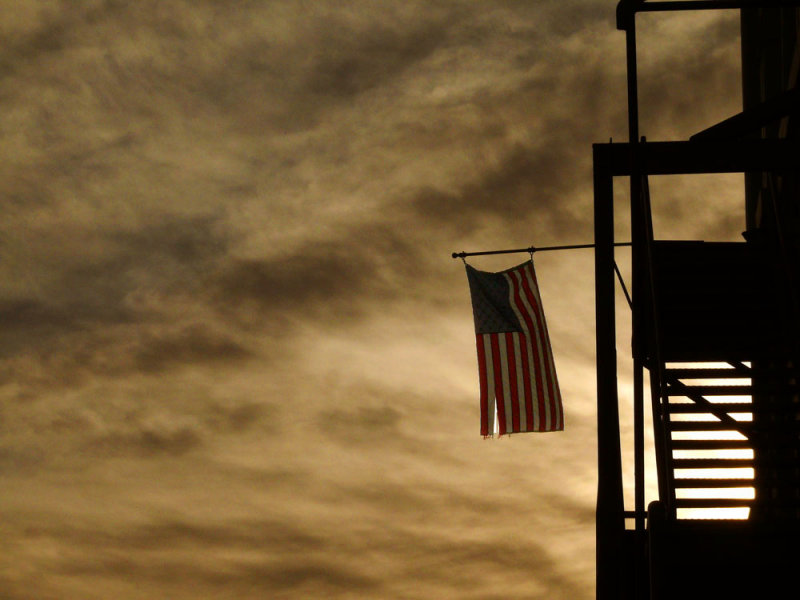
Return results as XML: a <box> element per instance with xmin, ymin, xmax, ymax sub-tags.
<box><xmin>214</xmin><ymin>249</ymin><xmax>372</xmax><ymax>314</ymax></box>
<box><xmin>393</xmin><ymin>537</ymin><xmax>587</xmax><ymax>598</ymax></box>
<box><xmin>87</xmin><ymin>422</ymin><xmax>202</xmax><ymax>457</ymax></box>
<box><xmin>0</xmin><ymin>299</ymin><xmax>87</xmax><ymax>353</ymax></box>
<box><xmin>57</xmin><ymin>215</ymin><xmax>228</xmax><ymax>305</ymax></box>
<box><xmin>303</xmin><ymin>20</ymin><xmax>452</xmax><ymax>100</ymax></box>
<box><xmin>209</xmin><ymin>223</ymin><xmax>426</xmax><ymax>328</ymax></box>
<box><xmin>0</xmin><ymin>388</ymin><xmax>276</xmax><ymax>470</ymax></box>
<box><xmin>0</xmin><ymin>311</ymin><xmax>253</xmax><ymax>395</ymax></box>
<box><xmin>542</xmin><ymin>0</ymin><xmax>615</xmax><ymax>36</ymax></box>
<box><xmin>58</xmin><ymin>557</ymin><xmax>380</xmax><ymax>595</ymax></box>
<box><xmin>319</xmin><ymin>404</ymin><xmax>402</xmax><ymax>444</ymax></box>
<box><xmin>6</xmin><ymin>516</ymin><xmax>376</xmax><ymax>595</ymax></box>
<box><xmin>127</xmin><ymin>518</ymin><xmax>326</xmax><ymax>552</ymax></box>
<box><xmin>0</xmin><ymin>2</ymin><xmax>111</xmax><ymax>73</ymax></box>
<box><xmin>204</xmin><ymin>400</ymin><xmax>269</xmax><ymax>434</ymax></box>
<box><xmin>1</xmin><ymin>213</ymin><xmax>226</xmax><ymax>307</ymax></box>
<box><xmin>0</xmin><ymin>212</ymin><xmax>250</xmax><ymax>389</ymax></box>
<box><xmin>636</xmin><ymin>12</ymin><xmax>741</xmax><ymax>138</ymax></box>
<box><xmin>21</xmin><ymin>1</ymin><xmax>456</xmax><ymax>137</ymax></box>
<box><xmin>132</xmin><ymin>325</ymin><xmax>251</xmax><ymax>373</ymax></box>
<box><xmin>233</xmin><ymin>562</ymin><xmax>378</xmax><ymax>593</ymax></box>
<box><xmin>409</xmin><ymin>141</ymin><xmax>590</xmax><ymax>239</ymax></box>
<box><xmin>3</xmin><ymin>506</ymin><xmax>588</xmax><ymax>598</ymax></box>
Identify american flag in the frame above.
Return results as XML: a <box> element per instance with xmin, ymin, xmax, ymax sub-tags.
<box><xmin>465</xmin><ymin>260</ymin><xmax>563</xmax><ymax>436</ymax></box>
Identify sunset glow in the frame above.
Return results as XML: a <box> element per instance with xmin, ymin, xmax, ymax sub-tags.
<box><xmin>0</xmin><ymin>3</ymin><xmax>747</xmax><ymax>598</ymax></box>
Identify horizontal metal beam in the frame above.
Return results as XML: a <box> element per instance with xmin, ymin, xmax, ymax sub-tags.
<box><xmin>617</xmin><ymin>0</ymin><xmax>800</xmax><ymax>29</ymax></box>
<box><xmin>638</xmin><ymin>1</ymin><xmax>800</xmax><ymax>12</ymax></box>
<box><xmin>593</xmin><ymin>140</ymin><xmax>800</xmax><ymax>176</ymax></box>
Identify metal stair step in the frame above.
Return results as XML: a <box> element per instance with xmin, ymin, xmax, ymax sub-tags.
<box><xmin>667</xmin><ymin>385</ymin><xmax>753</xmax><ymax>396</ymax></box>
<box><xmin>673</xmin><ymin>457</ymin><xmax>800</xmax><ymax>470</ymax></box>
<box><xmin>667</xmin><ymin>403</ymin><xmax>800</xmax><ymax>417</ymax></box>
<box><xmin>674</xmin><ymin>498</ymin><xmax>753</xmax><ymax>509</ymax></box>
<box><xmin>669</xmin><ymin>421</ymin><xmax>751</xmax><ymax>431</ymax></box>
<box><xmin>673</xmin><ymin>457</ymin><xmax>753</xmax><ymax>468</ymax></box>
<box><xmin>670</xmin><ymin>439</ymin><xmax>751</xmax><ymax>450</ymax></box>
<box><xmin>666</xmin><ymin>368</ymin><xmax>753</xmax><ymax>379</ymax></box>
<box><xmin>667</xmin><ymin>402</ymin><xmax>753</xmax><ymax>414</ymax></box>
<box><xmin>673</xmin><ymin>478</ymin><xmax>754</xmax><ymax>488</ymax></box>
<box><xmin>667</xmin><ymin>384</ymin><xmax>800</xmax><ymax>395</ymax></box>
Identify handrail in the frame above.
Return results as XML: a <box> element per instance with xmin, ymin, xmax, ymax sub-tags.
<box><xmin>637</xmin><ymin>168</ymin><xmax>675</xmax><ymax>518</ymax></box>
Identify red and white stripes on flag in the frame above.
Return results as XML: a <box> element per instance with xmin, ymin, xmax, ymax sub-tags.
<box><xmin>466</xmin><ymin>260</ymin><xmax>563</xmax><ymax>436</ymax></box>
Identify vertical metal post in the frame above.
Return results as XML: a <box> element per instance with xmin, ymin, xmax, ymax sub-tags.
<box><xmin>626</xmin><ymin>15</ymin><xmax>640</xmax><ymax>147</ymax></box>
<box><xmin>595</xmin><ymin>146</ymin><xmax>624</xmax><ymax>600</ymax></box>
<box><xmin>626</xmin><ymin>11</ymin><xmax>648</xmax><ymax>598</ymax></box>
<box><xmin>633</xmin><ymin>356</ymin><xmax>646</xmax><ymax>598</ymax></box>
<box><xmin>625</xmin><ymin>8</ymin><xmax>647</xmax><ymax>534</ymax></box>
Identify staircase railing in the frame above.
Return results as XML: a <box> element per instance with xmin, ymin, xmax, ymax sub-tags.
<box><xmin>633</xmin><ymin>165</ymin><xmax>674</xmax><ymax>518</ymax></box>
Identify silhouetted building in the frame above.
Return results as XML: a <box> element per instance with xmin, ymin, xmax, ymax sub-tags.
<box><xmin>594</xmin><ymin>2</ymin><xmax>800</xmax><ymax>598</ymax></box>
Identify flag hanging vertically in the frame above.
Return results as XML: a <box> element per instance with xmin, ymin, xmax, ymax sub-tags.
<box><xmin>465</xmin><ymin>259</ymin><xmax>563</xmax><ymax>436</ymax></box>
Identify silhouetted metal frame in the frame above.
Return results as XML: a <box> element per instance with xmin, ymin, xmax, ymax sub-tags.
<box><xmin>602</xmin><ymin>5</ymin><xmax>800</xmax><ymax>600</ymax></box>
<box><xmin>626</xmin><ymin>14</ymin><xmax>651</xmax><ymax>600</ymax></box>
<box><xmin>597</xmin><ymin>139</ymin><xmax>800</xmax><ymax>174</ymax></box>
<box><xmin>593</xmin><ymin>137</ymin><xmax>800</xmax><ymax>600</ymax></box>
<box><xmin>594</xmin><ymin>146</ymin><xmax>625</xmax><ymax>600</ymax></box>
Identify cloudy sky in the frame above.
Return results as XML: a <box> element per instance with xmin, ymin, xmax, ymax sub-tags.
<box><xmin>0</xmin><ymin>2</ymin><xmax>746</xmax><ymax>598</ymax></box>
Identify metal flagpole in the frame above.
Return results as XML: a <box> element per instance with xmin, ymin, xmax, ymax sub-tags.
<box><xmin>453</xmin><ymin>241</ymin><xmax>633</xmax><ymax>310</ymax></box>
<box><xmin>452</xmin><ymin>242</ymin><xmax>631</xmax><ymax>259</ymax></box>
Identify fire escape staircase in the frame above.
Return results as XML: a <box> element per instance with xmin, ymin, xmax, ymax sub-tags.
<box><xmin>637</xmin><ymin>181</ymin><xmax>800</xmax><ymax>598</ymax></box>
<box><xmin>594</xmin><ymin>2</ymin><xmax>800</xmax><ymax>599</ymax></box>
<box><xmin>658</xmin><ymin>356</ymin><xmax>800</xmax><ymax>516</ymax></box>
<box><xmin>645</xmin><ymin>236</ymin><xmax>800</xmax><ymax>520</ymax></box>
